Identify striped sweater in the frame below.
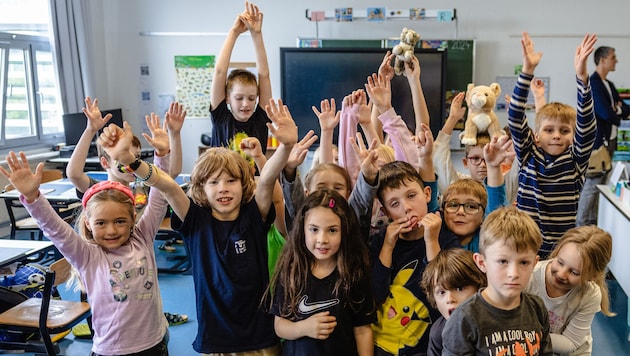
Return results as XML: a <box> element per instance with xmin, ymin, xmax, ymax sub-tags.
<box><xmin>508</xmin><ymin>72</ymin><xmax>596</xmax><ymax>258</ymax></box>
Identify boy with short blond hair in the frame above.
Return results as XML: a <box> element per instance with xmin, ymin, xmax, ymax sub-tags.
<box><xmin>508</xmin><ymin>32</ymin><xmax>598</xmax><ymax>259</ymax></box>
<box><xmin>442</xmin><ymin>206</ymin><xmax>552</xmax><ymax>355</ymax></box>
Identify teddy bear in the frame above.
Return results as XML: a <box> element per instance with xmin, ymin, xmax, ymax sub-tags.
<box><xmin>392</xmin><ymin>28</ymin><xmax>421</xmax><ymax>76</ymax></box>
<box><xmin>459</xmin><ymin>82</ymin><xmax>504</xmax><ymax>145</ymax></box>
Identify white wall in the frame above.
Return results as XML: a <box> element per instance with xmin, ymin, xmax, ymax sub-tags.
<box><xmin>86</xmin><ymin>0</ymin><xmax>630</xmax><ymax>173</ymax></box>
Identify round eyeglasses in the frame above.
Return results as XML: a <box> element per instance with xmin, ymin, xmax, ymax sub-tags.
<box><xmin>466</xmin><ymin>156</ymin><xmax>486</xmax><ymax>166</ymax></box>
<box><xmin>443</xmin><ymin>201</ymin><xmax>484</xmax><ymax>214</ymax></box>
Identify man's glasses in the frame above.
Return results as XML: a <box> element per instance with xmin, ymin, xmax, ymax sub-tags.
<box><xmin>443</xmin><ymin>201</ymin><xmax>484</xmax><ymax>215</ymax></box>
<box><xmin>466</xmin><ymin>156</ymin><xmax>486</xmax><ymax>166</ymax></box>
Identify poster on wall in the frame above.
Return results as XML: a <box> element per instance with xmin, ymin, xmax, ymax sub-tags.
<box><xmin>174</xmin><ymin>55</ymin><xmax>215</xmax><ymax>118</ymax></box>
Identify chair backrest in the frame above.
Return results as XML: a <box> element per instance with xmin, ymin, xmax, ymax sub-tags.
<box><xmin>49</xmin><ymin>258</ymin><xmax>71</xmax><ymax>287</ymax></box>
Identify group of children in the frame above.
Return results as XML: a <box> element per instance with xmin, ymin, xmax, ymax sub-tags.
<box><xmin>0</xmin><ymin>2</ymin><xmax>618</xmax><ymax>355</ymax></box>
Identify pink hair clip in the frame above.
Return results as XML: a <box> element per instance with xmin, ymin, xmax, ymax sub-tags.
<box><xmin>328</xmin><ymin>198</ymin><xmax>335</xmax><ymax>208</ymax></box>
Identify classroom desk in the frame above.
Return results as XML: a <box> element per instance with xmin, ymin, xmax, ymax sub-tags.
<box><xmin>0</xmin><ymin>178</ymin><xmax>79</xmax><ymax>211</ymax></box>
<box><xmin>0</xmin><ymin>239</ymin><xmax>56</xmax><ymax>268</ymax></box>
<box><xmin>597</xmin><ymin>184</ymin><xmax>630</xmax><ymax>341</ymax></box>
<box><xmin>86</xmin><ymin>171</ymin><xmax>190</xmax><ymax>187</ymax></box>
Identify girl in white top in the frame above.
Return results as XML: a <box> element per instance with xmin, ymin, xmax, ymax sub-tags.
<box><xmin>526</xmin><ymin>226</ymin><xmax>615</xmax><ymax>355</ymax></box>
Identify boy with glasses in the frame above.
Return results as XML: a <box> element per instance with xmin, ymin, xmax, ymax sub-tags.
<box><xmin>438</xmin><ymin>135</ymin><xmax>513</xmax><ymax>252</ymax></box>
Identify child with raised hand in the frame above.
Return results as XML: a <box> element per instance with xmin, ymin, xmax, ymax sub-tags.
<box><xmin>209</xmin><ymin>1</ymin><xmax>272</xmax><ymax>154</ymax></box>
<box><xmin>442</xmin><ymin>206</ymin><xmax>553</xmax><ymax>355</ymax></box>
<box><xmin>526</xmin><ymin>225</ymin><xmax>614</xmax><ymax>355</ymax></box>
<box><xmin>269</xmin><ymin>189</ymin><xmax>376</xmax><ymax>356</ymax></box>
<box><xmin>508</xmin><ymin>32</ymin><xmax>598</xmax><ymax>259</ymax></box>
<box><xmin>370</xmin><ymin>160</ymin><xmax>459</xmax><ymax>355</ymax></box>
<box><xmin>1</xmin><ymin>153</ymin><xmax>171</xmax><ymax>355</ymax></box>
<box><xmin>421</xmin><ymin>248</ymin><xmax>487</xmax><ymax>356</ymax></box>
<box><xmin>97</xmin><ymin>98</ymin><xmax>297</xmax><ymax>354</ymax></box>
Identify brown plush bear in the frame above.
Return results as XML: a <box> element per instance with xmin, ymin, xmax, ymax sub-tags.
<box><xmin>392</xmin><ymin>28</ymin><xmax>421</xmax><ymax>76</ymax></box>
<box><xmin>460</xmin><ymin>83</ymin><xmax>504</xmax><ymax>145</ymax></box>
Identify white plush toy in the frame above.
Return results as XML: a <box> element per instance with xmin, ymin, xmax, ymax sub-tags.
<box><xmin>460</xmin><ymin>82</ymin><xmax>504</xmax><ymax>145</ymax></box>
<box><xmin>392</xmin><ymin>28</ymin><xmax>421</xmax><ymax>76</ymax></box>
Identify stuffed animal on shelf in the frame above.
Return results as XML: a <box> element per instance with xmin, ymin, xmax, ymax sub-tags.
<box><xmin>392</xmin><ymin>28</ymin><xmax>421</xmax><ymax>76</ymax></box>
<box><xmin>460</xmin><ymin>82</ymin><xmax>504</xmax><ymax>145</ymax></box>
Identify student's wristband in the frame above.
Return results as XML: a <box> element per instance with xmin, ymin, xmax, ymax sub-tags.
<box><xmin>135</xmin><ymin>162</ymin><xmax>154</xmax><ymax>182</ymax></box>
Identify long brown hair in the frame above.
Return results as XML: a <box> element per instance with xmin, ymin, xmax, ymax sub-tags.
<box><xmin>268</xmin><ymin>189</ymin><xmax>371</xmax><ymax>319</ymax></box>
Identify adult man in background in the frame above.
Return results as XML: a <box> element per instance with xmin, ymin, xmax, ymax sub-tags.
<box><xmin>577</xmin><ymin>46</ymin><xmax>630</xmax><ymax>226</ymax></box>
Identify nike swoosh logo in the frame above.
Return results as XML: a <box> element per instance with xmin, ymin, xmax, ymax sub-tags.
<box><xmin>298</xmin><ymin>295</ymin><xmax>340</xmax><ymax>314</ymax></box>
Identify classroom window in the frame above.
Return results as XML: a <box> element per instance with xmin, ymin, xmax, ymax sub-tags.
<box><xmin>0</xmin><ymin>0</ymin><xmax>64</xmax><ymax>150</ymax></box>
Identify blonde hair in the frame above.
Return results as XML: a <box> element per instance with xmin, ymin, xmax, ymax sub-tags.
<box><xmin>535</xmin><ymin>102</ymin><xmax>576</xmax><ymax>132</ymax></box>
<box><xmin>374</xmin><ymin>144</ymin><xmax>395</xmax><ymax>164</ymax></box>
<box><xmin>421</xmin><ymin>248</ymin><xmax>486</xmax><ymax>308</ymax></box>
<box><xmin>442</xmin><ymin>179</ymin><xmax>487</xmax><ymax>210</ymax></box>
<box><xmin>549</xmin><ymin>226</ymin><xmax>615</xmax><ymax>316</ymax></box>
<box><xmin>226</xmin><ymin>69</ymin><xmax>259</xmax><ymax>95</ymax></box>
<box><xmin>187</xmin><ymin>147</ymin><xmax>256</xmax><ymax>208</ymax></box>
<box><xmin>304</xmin><ymin>163</ymin><xmax>351</xmax><ymax>196</ymax></box>
<box><xmin>479</xmin><ymin>206</ymin><xmax>541</xmax><ymax>255</ymax></box>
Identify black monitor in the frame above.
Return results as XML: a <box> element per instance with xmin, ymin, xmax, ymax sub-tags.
<box><xmin>280</xmin><ymin>47</ymin><xmax>447</xmax><ymax>142</ymax></box>
<box><xmin>62</xmin><ymin>108</ymin><xmax>124</xmax><ymax>147</ymax></box>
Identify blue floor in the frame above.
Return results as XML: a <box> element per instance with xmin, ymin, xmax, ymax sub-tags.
<box><xmin>2</xmin><ymin>233</ymin><xmax>630</xmax><ymax>355</ymax></box>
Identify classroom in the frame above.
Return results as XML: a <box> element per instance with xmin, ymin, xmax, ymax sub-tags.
<box><xmin>1</xmin><ymin>0</ymin><xmax>630</xmax><ymax>354</ymax></box>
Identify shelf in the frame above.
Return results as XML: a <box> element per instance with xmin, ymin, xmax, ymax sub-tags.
<box><xmin>305</xmin><ymin>8</ymin><xmax>458</xmax><ymax>39</ymax></box>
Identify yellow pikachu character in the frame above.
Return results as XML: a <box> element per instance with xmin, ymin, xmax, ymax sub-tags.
<box><xmin>372</xmin><ymin>260</ymin><xmax>432</xmax><ymax>354</ymax></box>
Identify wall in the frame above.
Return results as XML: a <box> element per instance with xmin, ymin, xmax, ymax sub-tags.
<box><xmin>84</xmin><ymin>0</ymin><xmax>630</xmax><ymax>173</ymax></box>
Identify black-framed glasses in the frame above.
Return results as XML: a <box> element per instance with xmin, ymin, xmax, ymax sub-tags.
<box><xmin>466</xmin><ymin>156</ymin><xmax>486</xmax><ymax>166</ymax></box>
<box><xmin>443</xmin><ymin>201</ymin><xmax>484</xmax><ymax>215</ymax></box>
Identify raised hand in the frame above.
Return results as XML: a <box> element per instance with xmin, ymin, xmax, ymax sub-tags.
<box><xmin>575</xmin><ymin>33</ymin><xmax>597</xmax><ymax>82</ymax></box>
<box><xmin>240</xmin><ymin>136</ymin><xmax>263</xmax><ymax>160</ymax></box>
<box><xmin>484</xmin><ymin>135</ymin><xmax>514</xmax><ymax>168</ymax></box>
<box><xmin>520</xmin><ymin>32</ymin><xmax>543</xmax><ymax>75</ymax></box>
<box><xmin>286</xmin><ymin>130</ymin><xmax>318</xmax><ymax>170</ymax></box>
<box><xmin>353</xmin><ymin>90</ymin><xmax>372</xmax><ymax>127</ymax></box>
<box><xmin>378</xmin><ymin>51</ymin><xmax>395</xmax><ymax>81</ymax></box>
<box><xmin>165</xmin><ymin>102</ymin><xmax>186</xmax><ymax>135</ymax></box>
<box><xmin>265</xmin><ymin>99</ymin><xmax>298</xmax><ymax>147</ymax></box>
<box><xmin>300</xmin><ymin>311</ymin><xmax>337</xmax><ymax>340</ymax></box>
<box><xmin>350</xmin><ymin>134</ymin><xmax>379</xmax><ymax>184</ymax></box>
<box><xmin>98</xmin><ymin>122</ymin><xmax>135</xmax><ymax>164</ymax></box>
<box><xmin>404</xmin><ymin>55</ymin><xmax>421</xmax><ymax>78</ymax></box>
<box><xmin>82</xmin><ymin>97</ymin><xmax>112</xmax><ymax>133</ymax></box>
<box><xmin>312</xmin><ymin>98</ymin><xmax>340</xmax><ymax>133</ymax></box>
<box><xmin>365</xmin><ymin>73</ymin><xmax>392</xmax><ymax>113</ymax></box>
<box><xmin>142</xmin><ymin>113</ymin><xmax>169</xmax><ymax>156</ymax></box>
<box><xmin>240</xmin><ymin>1</ymin><xmax>263</xmax><ymax>34</ymax></box>
<box><xmin>0</xmin><ymin>152</ymin><xmax>42</xmax><ymax>202</ymax></box>
<box><xmin>415</xmin><ymin>123</ymin><xmax>434</xmax><ymax>158</ymax></box>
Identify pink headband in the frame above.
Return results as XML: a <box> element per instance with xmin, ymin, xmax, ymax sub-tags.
<box><xmin>82</xmin><ymin>181</ymin><xmax>135</xmax><ymax>208</ymax></box>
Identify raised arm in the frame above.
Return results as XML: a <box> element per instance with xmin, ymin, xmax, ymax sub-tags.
<box><xmin>256</xmin><ymin>99</ymin><xmax>297</xmax><ymax>220</ymax></box>
<box><xmin>66</xmin><ymin>97</ymin><xmax>111</xmax><ymax>193</ymax></box>
<box><xmin>404</xmin><ymin>55</ymin><xmax>430</xmax><ymax>135</ymax></box>
<box><xmin>98</xmin><ymin>122</ymin><xmax>190</xmax><ymax>221</ymax></box>
<box><xmin>210</xmin><ymin>8</ymin><xmax>248</xmax><ymax>109</ymax></box>
<box><xmin>164</xmin><ymin>102</ymin><xmax>186</xmax><ymax>177</ymax></box>
<box><xmin>312</xmin><ymin>98</ymin><xmax>340</xmax><ymax>165</ymax></box>
<box><xmin>240</xmin><ymin>1</ymin><xmax>271</xmax><ymax>108</ymax></box>
<box><xmin>531</xmin><ymin>78</ymin><xmax>547</xmax><ymax>113</ymax></box>
<box><xmin>1</xmin><ymin>152</ymin><xmax>43</xmax><ymax>203</ymax></box>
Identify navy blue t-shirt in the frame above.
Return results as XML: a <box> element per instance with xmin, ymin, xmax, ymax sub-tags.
<box><xmin>171</xmin><ymin>198</ymin><xmax>277</xmax><ymax>353</ymax></box>
<box><xmin>210</xmin><ymin>99</ymin><xmax>271</xmax><ymax>153</ymax></box>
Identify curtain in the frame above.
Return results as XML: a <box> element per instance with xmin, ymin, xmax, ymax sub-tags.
<box><xmin>48</xmin><ymin>0</ymin><xmax>94</xmax><ymax>113</ymax></box>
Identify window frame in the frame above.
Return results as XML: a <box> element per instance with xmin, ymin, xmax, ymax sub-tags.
<box><xmin>0</xmin><ymin>32</ymin><xmax>64</xmax><ymax>152</ymax></box>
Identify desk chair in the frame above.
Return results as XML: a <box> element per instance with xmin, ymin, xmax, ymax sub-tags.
<box><xmin>3</xmin><ymin>170</ymin><xmax>64</xmax><ymax>240</ymax></box>
<box><xmin>0</xmin><ymin>258</ymin><xmax>91</xmax><ymax>355</ymax></box>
